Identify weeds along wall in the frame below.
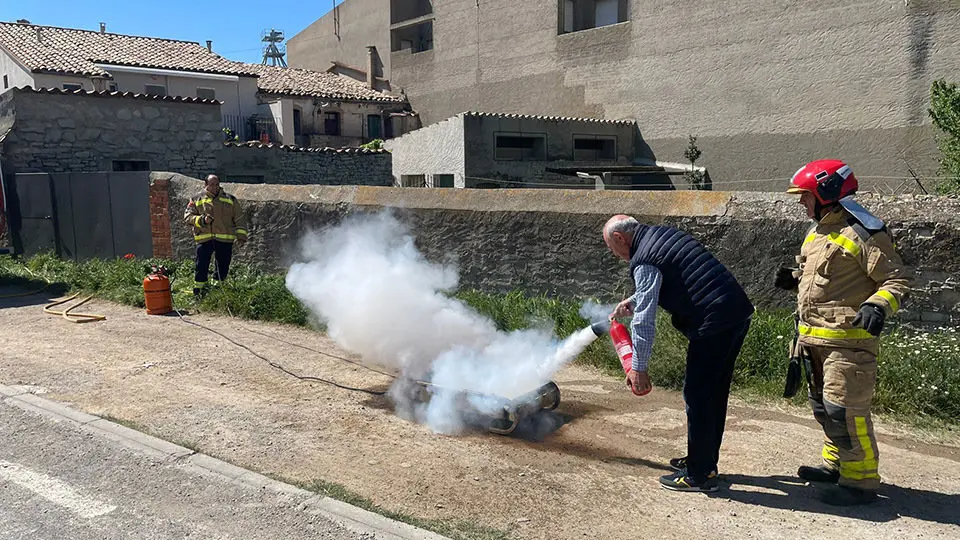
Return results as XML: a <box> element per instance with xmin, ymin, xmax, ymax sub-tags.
<box><xmin>153</xmin><ymin>172</ymin><xmax>960</xmax><ymax>326</ymax></box>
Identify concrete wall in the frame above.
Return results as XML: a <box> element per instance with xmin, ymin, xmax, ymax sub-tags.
<box><xmin>216</xmin><ymin>143</ymin><xmax>393</xmax><ymax>186</ymax></box>
<box><xmin>292</xmin><ymin>0</ymin><xmax>960</xmax><ymax>190</ymax></box>
<box><xmin>92</xmin><ymin>70</ymin><xmax>258</xmax><ymax>119</ymax></box>
<box><xmin>384</xmin><ymin>113</ymin><xmax>465</xmax><ymax>186</ymax></box>
<box><xmin>31</xmin><ymin>73</ymin><xmax>95</xmax><ymax>91</ymax></box>
<box><xmin>287</xmin><ymin>0</ymin><xmax>391</xmax><ymax>79</ymax></box>
<box><xmin>462</xmin><ymin>114</ymin><xmax>653</xmax><ymax>188</ymax></box>
<box><xmin>385</xmin><ymin>113</ymin><xmax>670</xmax><ymax>188</ymax></box>
<box><xmin>0</xmin><ymin>89</ymin><xmax>221</xmax><ymax>179</ymax></box>
<box><xmin>0</xmin><ymin>50</ymin><xmax>34</xmax><ymax>93</ymax></box>
<box><xmin>158</xmin><ymin>173</ymin><xmax>960</xmax><ymax>326</ymax></box>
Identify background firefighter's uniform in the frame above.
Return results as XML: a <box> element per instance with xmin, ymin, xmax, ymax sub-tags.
<box><xmin>793</xmin><ymin>208</ymin><xmax>909</xmax><ymax>492</ymax></box>
<box><xmin>183</xmin><ymin>189</ymin><xmax>248</xmax><ymax>293</ymax></box>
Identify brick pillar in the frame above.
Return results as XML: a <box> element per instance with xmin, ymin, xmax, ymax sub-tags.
<box><xmin>149</xmin><ymin>178</ymin><xmax>173</xmax><ymax>259</ymax></box>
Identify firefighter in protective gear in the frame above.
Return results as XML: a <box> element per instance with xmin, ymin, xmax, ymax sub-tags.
<box><xmin>777</xmin><ymin>159</ymin><xmax>910</xmax><ymax>506</ymax></box>
<box><xmin>183</xmin><ymin>174</ymin><xmax>248</xmax><ymax>297</ymax></box>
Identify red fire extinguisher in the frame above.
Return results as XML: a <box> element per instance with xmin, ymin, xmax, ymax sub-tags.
<box><xmin>590</xmin><ymin>320</ymin><xmax>652</xmax><ymax>396</ymax></box>
<box><xmin>609</xmin><ymin>320</ymin><xmax>650</xmax><ymax>396</ymax></box>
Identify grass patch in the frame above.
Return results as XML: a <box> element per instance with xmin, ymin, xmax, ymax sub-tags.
<box><xmin>2</xmin><ymin>252</ymin><xmax>958</xmax><ymax>427</ymax></box>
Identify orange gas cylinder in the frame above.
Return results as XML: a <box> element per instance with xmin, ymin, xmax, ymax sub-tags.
<box><xmin>143</xmin><ymin>272</ymin><xmax>172</xmax><ymax>315</ymax></box>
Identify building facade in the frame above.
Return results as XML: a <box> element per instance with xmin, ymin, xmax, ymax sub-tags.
<box><xmin>384</xmin><ymin>111</ymin><xmax>682</xmax><ymax>188</ymax></box>
<box><xmin>0</xmin><ymin>21</ymin><xmax>259</xmax><ymax>126</ymax></box>
<box><xmin>289</xmin><ymin>0</ymin><xmax>960</xmax><ymax>190</ymax></box>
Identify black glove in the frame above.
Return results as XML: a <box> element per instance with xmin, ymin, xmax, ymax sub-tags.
<box><xmin>774</xmin><ymin>266</ymin><xmax>800</xmax><ymax>291</ymax></box>
<box><xmin>852</xmin><ymin>303</ymin><xmax>885</xmax><ymax>336</ymax></box>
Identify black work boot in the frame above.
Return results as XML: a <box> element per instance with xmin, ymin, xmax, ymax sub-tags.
<box><xmin>798</xmin><ymin>465</ymin><xmax>840</xmax><ymax>483</ymax></box>
<box><xmin>820</xmin><ymin>485</ymin><xmax>878</xmax><ymax>506</ymax></box>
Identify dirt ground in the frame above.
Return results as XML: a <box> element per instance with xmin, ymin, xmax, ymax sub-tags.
<box><xmin>1</xmin><ymin>289</ymin><xmax>958</xmax><ymax>540</ymax></box>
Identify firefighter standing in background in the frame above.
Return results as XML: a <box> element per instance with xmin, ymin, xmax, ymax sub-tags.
<box><xmin>776</xmin><ymin>159</ymin><xmax>910</xmax><ymax>506</ymax></box>
<box><xmin>184</xmin><ymin>174</ymin><xmax>248</xmax><ymax>298</ymax></box>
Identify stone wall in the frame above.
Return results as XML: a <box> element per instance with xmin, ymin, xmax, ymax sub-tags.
<box><xmin>216</xmin><ymin>143</ymin><xmax>393</xmax><ymax>186</ymax></box>
<box><xmin>153</xmin><ymin>172</ymin><xmax>960</xmax><ymax>326</ymax></box>
<box><xmin>0</xmin><ymin>88</ymin><xmax>221</xmax><ymax>179</ymax></box>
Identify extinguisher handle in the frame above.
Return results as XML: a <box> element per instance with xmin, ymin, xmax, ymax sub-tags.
<box><xmin>625</xmin><ymin>369</ymin><xmax>652</xmax><ymax>397</ymax></box>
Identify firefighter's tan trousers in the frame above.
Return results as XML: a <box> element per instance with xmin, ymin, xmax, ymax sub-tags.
<box><xmin>802</xmin><ymin>345</ymin><xmax>881</xmax><ymax>491</ymax></box>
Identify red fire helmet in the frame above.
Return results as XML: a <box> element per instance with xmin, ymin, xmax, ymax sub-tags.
<box><xmin>786</xmin><ymin>159</ymin><xmax>858</xmax><ymax>205</ymax></box>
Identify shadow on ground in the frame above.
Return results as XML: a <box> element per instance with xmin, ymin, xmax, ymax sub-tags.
<box><xmin>717</xmin><ymin>474</ymin><xmax>960</xmax><ymax>526</ymax></box>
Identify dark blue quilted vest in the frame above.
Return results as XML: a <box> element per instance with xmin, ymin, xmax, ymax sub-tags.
<box><xmin>629</xmin><ymin>224</ymin><xmax>754</xmax><ymax>339</ymax></box>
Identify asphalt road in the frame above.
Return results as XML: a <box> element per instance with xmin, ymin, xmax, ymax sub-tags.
<box><xmin>0</xmin><ymin>398</ymin><xmax>374</xmax><ymax>540</ymax></box>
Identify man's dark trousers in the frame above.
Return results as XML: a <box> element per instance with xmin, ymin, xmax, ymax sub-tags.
<box><xmin>194</xmin><ymin>240</ymin><xmax>233</xmax><ymax>293</ymax></box>
<box><xmin>683</xmin><ymin>317</ymin><xmax>751</xmax><ymax>481</ymax></box>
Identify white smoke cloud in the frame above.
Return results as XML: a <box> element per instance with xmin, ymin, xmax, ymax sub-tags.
<box><xmin>578</xmin><ymin>299</ymin><xmax>618</xmax><ymax>324</ymax></box>
<box><xmin>284</xmin><ymin>210</ymin><xmax>600</xmax><ymax>435</ymax></box>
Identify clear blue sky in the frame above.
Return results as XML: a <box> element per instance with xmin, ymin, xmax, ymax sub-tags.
<box><xmin>0</xmin><ymin>0</ymin><xmax>338</xmax><ymax>64</ymax></box>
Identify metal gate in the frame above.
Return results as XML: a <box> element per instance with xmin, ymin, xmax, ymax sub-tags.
<box><xmin>6</xmin><ymin>172</ymin><xmax>152</xmax><ymax>260</ymax></box>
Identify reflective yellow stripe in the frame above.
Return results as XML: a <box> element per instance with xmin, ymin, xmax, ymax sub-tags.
<box><xmin>218</xmin><ymin>197</ymin><xmax>234</xmax><ymax>205</ymax></box>
<box><xmin>803</xmin><ymin>233</ymin><xmax>816</xmax><ymax>246</ymax></box>
<box><xmin>214</xmin><ymin>233</ymin><xmax>236</xmax><ymax>241</ymax></box>
<box><xmin>822</xmin><ymin>442</ymin><xmax>840</xmax><ymax>465</ymax></box>
<box><xmin>798</xmin><ymin>324</ymin><xmax>874</xmax><ymax>340</ymax></box>
<box><xmin>840</xmin><ymin>417</ymin><xmax>880</xmax><ymax>480</ymax></box>
<box><xmin>876</xmin><ymin>290</ymin><xmax>899</xmax><ymax>313</ymax></box>
<box><xmin>196</xmin><ymin>198</ymin><xmax>212</xmax><ymax>205</ymax></box>
<box><xmin>235</xmin><ymin>229</ymin><xmax>247</xmax><ymax>236</ymax></box>
<box><xmin>194</xmin><ymin>233</ymin><xmax>214</xmax><ymax>241</ymax></box>
<box><xmin>826</xmin><ymin>232</ymin><xmax>861</xmax><ymax>257</ymax></box>
<box><xmin>856</xmin><ymin>417</ymin><xmax>876</xmax><ymax>463</ymax></box>
<box><xmin>194</xmin><ymin>216</ymin><xmax>202</xmax><ymax>228</ymax></box>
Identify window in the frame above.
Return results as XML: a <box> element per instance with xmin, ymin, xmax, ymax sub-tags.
<box><xmin>391</xmin><ymin>20</ymin><xmax>433</xmax><ymax>53</ymax></box>
<box><xmin>144</xmin><ymin>84</ymin><xmax>166</xmax><ymax>97</ymax></box>
<box><xmin>559</xmin><ymin>0</ymin><xmax>628</xmax><ymax>34</ymax></box>
<box><xmin>62</xmin><ymin>82</ymin><xmax>83</xmax><ymax>91</ymax></box>
<box><xmin>112</xmin><ymin>160</ymin><xmax>150</xmax><ymax>172</ymax></box>
<box><xmin>293</xmin><ymin>108</ymin><xmax>303</xmax><ymax>137</ymax></box>
<box><xmin>196</xmin><ymin>87</ymin><xmax>216</xmax><ymax>100</ymax></box>
<box><xmin>108</xmin><ymin>82</ymin><xmax>119</xmax><ymax>92</ymax></box>
<box><xmin>494</xmin><ymin>133</ymin><xmax>547</xmax><ymax>161</ymax></box>
<box><xmin>367</xmin><ymin>114</ymin><xmax>382</xmax><ymax>140</ymax></box>
<box><xmin>3</xmin><ymin>75</ymin><xmax>8</xmax><ymax>89</ymax></box>
<box><xmin>324</xmin><ymin>112</ymin><xmax>341</xmax><ymax>136</ymax></box>
<box><xmin>434</xmin><ymin>174</ymin><xmax>455</xmax><ymax>188</ymax></box>
<box><xmin>573</xmin><ymin>136</ymin><xmax>617</xmax><ymax>161</ymax></box>
<box><xmin>400</xmin><ymin>174</ymin><xmax>427</xmax><ymax>187</ymax></box>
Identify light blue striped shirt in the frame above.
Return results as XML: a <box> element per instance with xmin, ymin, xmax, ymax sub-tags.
<box><xmin>630</xmin><ymin>264</ymin><xmax>662</xmax><ymax>373</ymax></box>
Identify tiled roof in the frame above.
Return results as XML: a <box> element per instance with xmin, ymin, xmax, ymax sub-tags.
<box><xmin>13</xmin><ymin>86</ymin><xmax>221</xmax><ymax>104</ymax></box>
<box><xmin>224</xmin><ymin>141</ymin><xmax>389</xmax><ymax>153</ymax></box>
<box><xmin>244</xmin><ymin>63</ymin><xmax>405</xmax><ymax>103</ymax></box>
<box><xmin>0</xmin><ymin>22</ymin><xmax>257</xmax><ymax>77</ymax></box>
<box><xmin>461</xmin><ymin>111</ymin><xmax>636</xmax><ymax>125</ymax></box>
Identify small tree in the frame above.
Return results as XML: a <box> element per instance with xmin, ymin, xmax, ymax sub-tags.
<box><xmin>928</xmin><ymin>79</ymin><xmax>960</xmax><ymax>195</ymax></box>
<box><xmin>682</xmin><ymin>135</ymin><xmax>708</xmax><ymax>190</ymax></box>
<box><xmin>361</xmin><ymin>138</ymin><xmax>384</xmax><ymax>150</ymax></box>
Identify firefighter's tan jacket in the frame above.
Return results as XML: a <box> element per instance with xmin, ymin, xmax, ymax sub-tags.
<box><xmin>183</xmin><ymin>188</ymin><xmax>248</xmax><ymax>244</ymax></box>
<box><xmin>795</xmin><ymin>208</ymin><xmax>910</xmax><ymax>354</ymax></box>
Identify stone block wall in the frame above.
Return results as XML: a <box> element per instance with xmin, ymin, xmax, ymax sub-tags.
<box><xmin>151</xmin><ymin>171</ymin><xmax>960</xmax><ymax>326</ymax></box>
<box><xmin>0</xmin><ymin>88</ymin><xmax>221</xmax><ymax>179</ymax></box>
<box><xmin>216</xmin><ymin>143</ymin><xmax>393</xmax><ymax>186</ymax></box>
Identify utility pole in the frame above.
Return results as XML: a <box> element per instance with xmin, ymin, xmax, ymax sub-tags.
<box><xmin>261</xmin><ymin>28</ymin><xmax>287</xmax><ymax>67</ymax></box>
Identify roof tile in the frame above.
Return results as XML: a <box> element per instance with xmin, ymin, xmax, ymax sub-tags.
<box><xmin>243</xmin><ymin>63</ymin><xmax>405</xmax><ymax>103</ymax></box>
<box><xmin>0</xmin><ymin>22</ymin><xmax>257</xmax><ymax>77</ymax></box>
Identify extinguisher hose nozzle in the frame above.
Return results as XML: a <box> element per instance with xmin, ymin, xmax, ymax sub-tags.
<box><xmin>590</xmin><ymin>320</ymin><xmax>611</xmax><ymax>337</ymax></box>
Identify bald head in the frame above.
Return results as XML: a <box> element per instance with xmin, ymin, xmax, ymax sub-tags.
<box><xmin>204</xmin><ymin>174</ymin><xmax>220</xmax><ymax>196</ymax></box>
<box><xmin>603</xmin><ymin>214</ymin><xmax>639</xmax><ymax>261</ymax></box>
